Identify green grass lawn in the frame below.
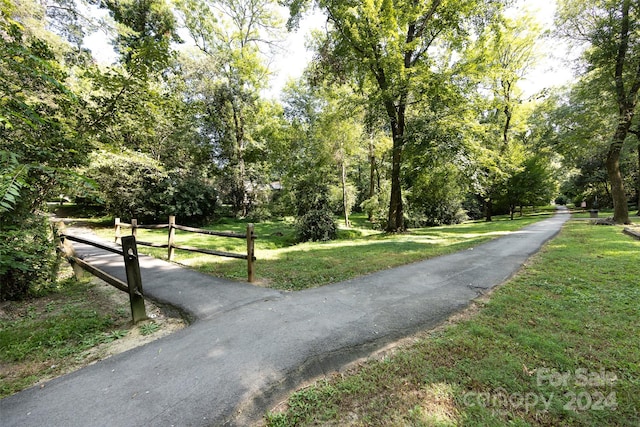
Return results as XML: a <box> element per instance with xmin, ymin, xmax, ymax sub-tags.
<box><xmin>264</xmin><ymin>219</ymin><xmax>640</xmax><ymax>426</ymax></box>
<box><xmin>91</xmin><ymin>212</ymin><xmax>554</xmax><ymax>290</ymax></box>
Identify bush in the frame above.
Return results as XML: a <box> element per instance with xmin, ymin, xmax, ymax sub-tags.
<box><xmin>554</xmin><ymin>195</ymin><xmax>568</xmax><ymax>205</ymax></box>
<box><xmin>296</xmin><ymin>208</ymin><xmax>337</xmax><ymax>242</ymax></box>
<box><xmin>244</xmin><ymin>205</ymin><xmax>273</xmax><ymax>223</ymax></box>
<box><xmin>85</xmin><ymin>150</ymin><xmax>166</xmax><ymax>222</ymax></box>
<box><xmin>405</xmin><ymin>164</ymin><xmax>468</xmax><ymax>226</ymax></box>
<box><xmin>405</xmin><ymin>203</ymin><xmax>468</xmax><ymax>227</ymax></box>
<box><xmin>462</xmin><ymin>195</ymin><xmax>484</xmax><ymax>220</ymax></box>
<box><xmin>0</xmin><ymin>214</ymin><xmax>58</xmax><ymax>300</ymax></box>
<box><xmin>85</xmin><ymin>150</ymin><xmax>217</xmax><ymax>224</ymax></box>
<box><xmin>161</xmin><ymin>173</ymin><xmax>218</xmax><ymax>225</ymax></box>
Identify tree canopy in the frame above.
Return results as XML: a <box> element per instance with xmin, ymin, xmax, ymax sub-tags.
<box><xmin>4</xmin><ymin>0</ymin><xmax>640</xmax><ymax>298</ymax></box>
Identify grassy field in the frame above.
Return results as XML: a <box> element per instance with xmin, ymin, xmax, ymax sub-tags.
<box><xmin>264</xmin><ymin>219</ymin><xmax>640</xmax><ymax>426</ymax></box>
<box><xmin>90</xmin><ymin>210</ymin><xmax>556</xmax><ymax>291</ymax></box>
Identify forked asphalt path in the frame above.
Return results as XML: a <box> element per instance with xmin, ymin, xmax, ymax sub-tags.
<box><xmin>1</xmin><ymin>208</ymin><xmax>570</xmax><ymax>426</ymax></box>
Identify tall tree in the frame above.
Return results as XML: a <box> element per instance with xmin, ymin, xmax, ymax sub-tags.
<box><xmin>0</xmin><ymin>0</ymin><xmax>86</xmax><ymax>299</ymax></box>
<box><xmin>178</xmin><ymin>0</ymin><xmax>282</xmax><ymax>216</ymax></box>
<box><xmin>557</xmin><ymin>0</ymin><xmax>640</xmax><ymax>224</ymax></box>
<box><xmin>68</xmin><ymin>0</ymin><xmax>183</xmax><ymax>169</ymax></box>
<box><xmin>0</xmin><ymin>0</ymin><xmax>86</xmax><ymax>210</ymax></box>
<box><xmin>102</xmin><ymin>0</ymin><xmax>180</xmax><ymax>77</ymax></box>
<box><xmin>285</xmin><ymin>0</ymin><xmax>505</xmax><ymax>231</ymax></box>
<box><xmin>466</xmin><ymin>13</ymin><xmax>540</xmax><ymax>221</ymax></box>
<box><xmin>543</xmin><ymin>78</ymin><xmax>617</xmax><ymax>207</ymax></box>
<box><xmin>313</xmin><ymin>85</ymin><xmax>365</xmax><ymax>227</ymax></box>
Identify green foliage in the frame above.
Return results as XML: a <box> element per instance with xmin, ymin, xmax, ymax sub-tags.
<box><xmin>139</xmin><ymin>322</ymin><xmax>160</xmax><ymax>336</ymax></box>
<box><xmin>296</xmin><ymin>208</ymin><xmax>337</xmax><ymax>242</ymax></box>
<box><xmin>405</xmin><ymin>162</ymin><xmax>469</xmax><ymax>227</ymax></box>
<box><xmin>1</xmin><ymin>4</ymin><xmax>87</xmax><ymax>207</ymax></box>
<box><xmin>86</xmin><ymin>150</ymin><xmax>166</xmax><ymax>221</ymax></box>
<box><xmin>0</xmin><ymin>150</ymin><xmax>27</xmax><ymax>214</ymax></box>
<box><xmin>85</xmin><ymin>150</ymin><xmax>217</xmax><ymax>224</ymax></box>
<box><xmin>328</xmin><ymin>183</ymin><xmax>356</xmax><ymax>218</ymax></box>
<box><xmin>102</xmin><ymin>329</ymin><xmax>128</xmax><ymax>343</ymax></box>
<box><xmin>556</xmin><ymin>0</ymin><xmax>640</xmax><ymax>223</ymax></box>
<box><xmin>498</xmin><ymin>152</ymin><xmax>559</xmax><ymax>216</ymax></box>
<box><xmin>102</xmin><ymin>0</ymin><xmax>181</xmax><ymax>77</ymax></box>
<box><xmin>161</xmin><ymin>172</ymin><xmax>218</xmax><ymax>225</ymax></box>
<box><xmin>0</xmin><ymin>214</ymin><xmax>58</xmax><ymax>301</ymax></box>
<box><xmin>360</xmin><ymin>185</ymin><xmax>390</xmax><ymax>228</ymax></box>
<box><xmin>0</xmin><ymin>3</ymin><xmax>91</xmax><ymax>299</ymax></box>
<box><xmin>176</xmin><ymin>0</ymin><xmax>283</xmax><ymax>217</ymax></box>
<box><xmin>287</xmin><ymin>0</ymin><xmax>506</xmax><ymax>232</ymax></box>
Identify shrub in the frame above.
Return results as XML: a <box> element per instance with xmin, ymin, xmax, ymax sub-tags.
<box><xmin>405</xmin><ymin>204</ymin><xmax>468</xmax><ymax>227</ymax></box>
<box><xmin>161</xmin><ymin>172</ymin><xmax>217</xmax><ymax>225</ymax></box>
<box><xmin>554</xmin><ymin>195</ymin><xmax>568</xmax><ymax>205</ymax></box>
<box><xmin>85</xmin><ymin>150</ymin><xmax>167</xmax><ymax>222</ymax></box>
<box><xmin>462</xmin><ymin>195</ymin><xmax>484</xmax><ymax>220</ymax></box>
<box><xmin>244</xmin><ymin>205</ymin><xmax>273</xmax><ymax>223</ymax></box>
<box><xmin>85</xmin><ymin>150</ymin><xmax>217</xmax><ymax>224</ymax></box>
<box><xmin>406</xmin><ymin>163</ymin><xmax>468</xmax><ymax>226</ymax></box>
<box><xmin>296</xmin><ymin>208</ymin><xmax>337</xmax><ymax>242</ymax></box>
<box><xmin>0</xmin><ymin>214</ymin><xmax>58</xmax><ymax>300</ymax></box>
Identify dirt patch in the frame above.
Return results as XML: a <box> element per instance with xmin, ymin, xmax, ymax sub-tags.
<box><xmin>77</xmin><ymin>283</ymin><xmax>186</xmax><ymax>365</ymax></box>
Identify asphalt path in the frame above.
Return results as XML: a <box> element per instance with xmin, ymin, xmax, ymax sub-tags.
<box><xmin>0</xmin><ymin>209</ymin><xmax>569</xmax><ymax>426</ymax></box>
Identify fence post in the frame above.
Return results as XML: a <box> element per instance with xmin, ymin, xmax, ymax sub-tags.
<box><xmin>168</xmin><ymin>215</ymin><xmax>176</xmax><ymax>261</ymax></box>
<box><xmin>121</xmin><ymin>235</ymin><xmax>147</xmax><ymax>323</ymax></box>
<box><xmin>246</xmin><ymin>223</ymin><xmax>255</xmax><ymax>283</ymax></box>
<box><xmin>131</xmin><ymin>218</ymin><xmax>138</xmax><ymax>238</ymax></box>
<box><xmin>114</xmin><ymin>218</ymin><xmax>121</xmax><ymax>244</ymax></box>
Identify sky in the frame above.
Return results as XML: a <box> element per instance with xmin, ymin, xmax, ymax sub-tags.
<box><xmin>514</xmin><ymin>0</ymin><xmax>577</xmax><ymax>97</ymax></box>
<box><xmin>265</xmin><ymin>0</ymin><xmax>578</xmax><ymax>99</ymax></box>
<box><xmin>83</xmin><ymin>0</ymin><xmax>577</xmax><ymax>99</ymax></box>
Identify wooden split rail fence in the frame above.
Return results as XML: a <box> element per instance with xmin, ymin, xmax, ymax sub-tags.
<box><xmin>55</xmin><ymin>224</ymin><xmax>147</xmax><ymax>323</ymax></box>
<box><xmin>114</xmin><ymin>215</ymin><xmax>257</xmax><ymax>282</ymax></box>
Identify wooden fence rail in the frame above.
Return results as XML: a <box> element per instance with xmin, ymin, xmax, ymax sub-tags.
<box><xmin>54</xmin><ymin>224</ymin><xmax>147</xmax><ymax>323</ymax></box>
<box><xmin>115</xmin><ymin>216</ymin><xmax>256</xmax><ymax>282</ymax></box>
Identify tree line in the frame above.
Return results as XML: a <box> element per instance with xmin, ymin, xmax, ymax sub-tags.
<box><xmin>2</xmin><ymin>0</ymin><xmax>639</xmax><ymax>299</ymax></box>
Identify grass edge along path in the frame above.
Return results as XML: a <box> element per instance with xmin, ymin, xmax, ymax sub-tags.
<box><xmin>264</xmin><ymin>220</ymin><xmax>640</xmax><ymax>426</ymax></box>
<box><xmin>92</xmin><ymin>212</ymin><xmax>555</xmax><ymax>291</ymax></box>
<box><xmin>0</xmin><ymin>269</ymin><xmax>185</xmax><ymax>399</ymax></box>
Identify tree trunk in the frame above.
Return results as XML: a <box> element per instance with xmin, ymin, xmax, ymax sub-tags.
<box><xmin>606</xmin><ymin>139</ymin><xmax>630</xmax><ymax>224</ymax></box>
<box><xmin>387</xmin><ymin>135</ymin><xmax>404</xmax><ymax>231</ymax></box>
<box><xmin>368</xmin><ymin>139</ymin><xmax>376</xmax><ymax>221</ymax></box>
<box><xmin>232</xmin><ymin>102</ymin><xmax>247</xmax><ymax>217</ymax></box>
<box><xmin>341</xmin><ymin>159</ymin><xmax>350</xmax><ymax>227</ymax></box>
<box><xmin>637</xmin><ymin>142</ymin><xmax>640</xmax><ymax>214</ymax></box>
<box><xmin>607</xmin><ymin>0</ymin><xmax>634</xmax><ymax>224</ymax></box>
<box><xmin>369</xmin><ymin>140</ymin><xmax>376</xmax><ymax>199</ymax></box>
<box><xmin>376</xmin><ymin>86</ymin><xmax>405</xmax><ymax>232</ymax></box>
<box><xmin>485</xmin><ymin>198</ymin><xmax>493</xmax><ymax>222</ymax></box>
